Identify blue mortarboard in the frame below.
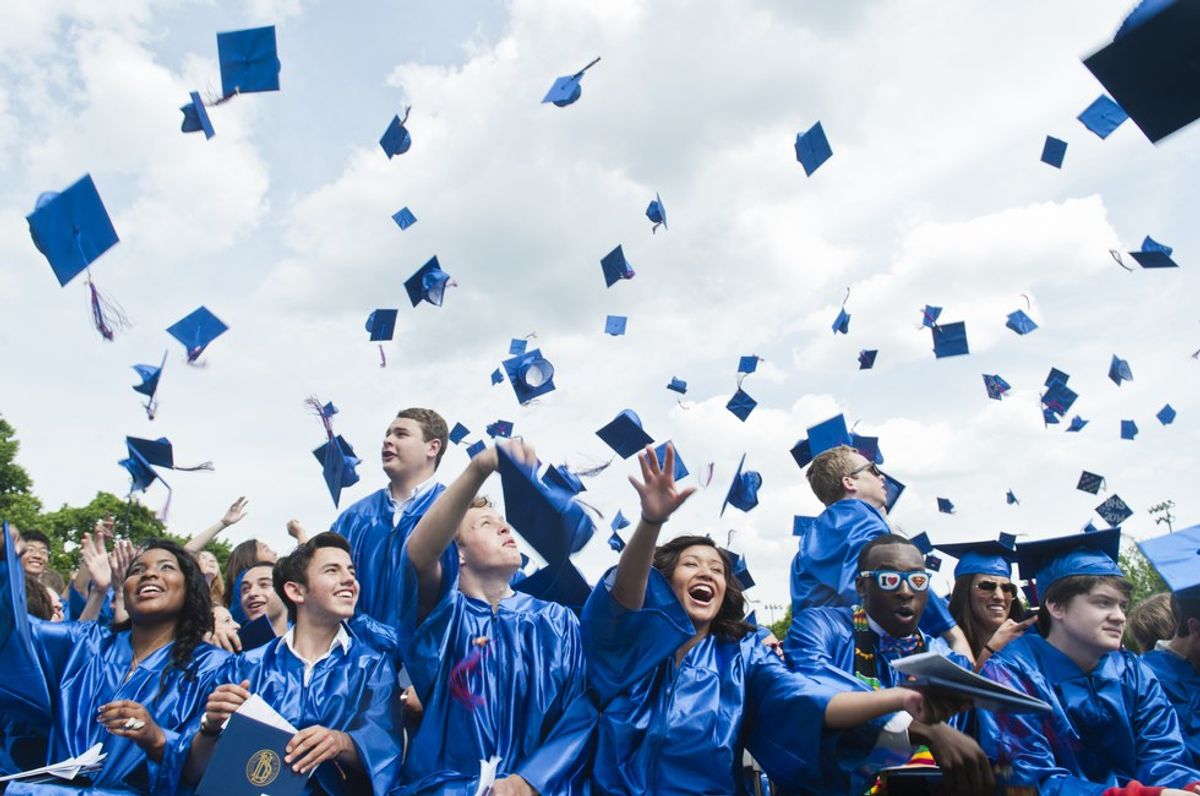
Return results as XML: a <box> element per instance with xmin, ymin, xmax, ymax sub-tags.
<box><xmin>605</xmin><ymin>315</ymin><xmax>627</xmax><ymax>336</ymax></box>
<box><xmin>1108</xmin><ymin>354</ymin><xmax>1133</xmax><ymax>385</ymax></box>
<box><xmin>502</xmin><ymin>348</ymin><xmax>556</xmax><ymax>404</ymax></box>
<box><xmin>937</xmin><ymin>497</ymin><xmax>955</xmax><ymax>514</ymax></box>
<box><xmin>850</xmin><ymin>433</ymin><xmax>883</xmax><ymax>465</ymax></box>
<box><xmin>1083</xmin><ymin>0</ymin><xmax>1200</xmax><ymax>143</ymax></box>
<box><xmin>722</xmin><ymin>549</ymin><xmax>756</xmax><ymax>590</ymax></box>
<box><xmin>120</xmin><ymin>435</ymin><xmax>211</xmax><ymax>495</ymax></box>
<box><xmin>1017</xmin><ymin>528</ymin><xmax>1122</xmax><ymax>591</ymax></box>
<box><xmin>1006</xmin><ymin>309</ymin><xmax>1038</xmax><ymax>335</ymax></box>
<box><xmin>596</xmin><ymin>410</ymin><xmax>653</xmax><ymax>458</ymax></box>
<box><xmin>449</xmin><ymin>423</ymin><xmax>470</xmax><ymax>444</ymax></box>
<box><xmin>216</xmin><ymin>26</ymin><xmax>280</xmax><ymax>96</ymax></box>
<box><xmin>667</xmin><ymin>377</ymin><xmax>688</xmax><ymax>394</ymax></box>
<box><xmin>832</xmin><ymin>307</ymin><xmax>851</xmax><ymax>335</ymax></box>
<box><xmin>514</xmin><ymin>560</ymin><xmax>592</xmax><ymax>611</ymax></box>
<box><xmin>934</xmin><ymin>537</ymin><xmax>1018</xmax><ymax>579</ymax></box>
<box><xmin>490</xmin><ymin>368</ymin><xmax>504</xmax><ymax>386</ymax></box>
<box><xmin>1096</xmin><ymin>494</ymin><xmax>1133</xmax><ymax>526</ymax></box>
<box><xmin>118</xmin><ymin>448</ymin><xmax>164</xmax><ymax>493</ymax></box>
<box><xmin>726</xmin><ymin>389</ymin><xmax>757</xmax><ymax>422</ymax></box>
<box><xmin>601</xmin><ymin>245</ymin><xmax>635</xmax><ymax>287</ymax></box>
<box><xmin>1041</xmin><ymin>369</ymin><xmax>1078</xmax><ymax>421</ymax></box>
<box><xmin>921</xmin><ymin>305</ymin><xmax>943</xmax><ymax>328</ymax></box>
<box><xmin>646</xmin><ymin>193</ymin><xmax>668</xmax><ymax>232</ymax></box>
<box><xmin>654</xmin><ymin>442</ymin><xmax>689</xmax><ymax>481</ymax></box>
<box><xmin>1043</xmin><ymin>408</ymin><xmax>1061</xmax><ymax>426</ymax></box>
<box><xmin>793</xmin><ymin>516</ymin><xmax>816</xmax><ymax>538</ymax></box>
<box><xmin>932</xmin><ymin>321</ymin><xmax>969</xmax><ymax>358</ymax></box>
<box><xmin>509</xmin><ymin>338</ymin><xmax>528</xmax><ymax>356</ymax></box>
<box><xmin>858</xmin><ymin>349</ymin><xmax>878</xmax><ymax>370</ymax></box>
<box><xmin>312</xmin><ymin>435</ymin><xmax>361</xmax><ymax>508</ymax></box>
<box><xmin>542</xmin><ymin>57</ymin><xmax>600</xmax><ymax>107</ymax></box>
<box><xmin>882</xmin><ymin>471</ymin><xmax>905</xmax><ymax>511</ymax></box>
<box><xmin>1157</xmin><ymin>404</ymin><xmax>1177</xmax><ymax>424</ymax></box>
<box><xmin>365</xmin><ymin>309</ymin><xmax>398</xmax><ymax>342</ymax></box>
<box><xmin>1041</xmin><ymin>136</ymin><xmax>1067</xmax><ymax>168</ymax></box>
<box><xmin>1142</xmin><ymin>235</ymin><xmax>1173</xmax><ymax>255</ymax></box>
<box><xmin>497</xmin><ymin>445</ymin><xmax>594</xmax><ymax>564</ymax></box>
<box><xmin>1067</xmin><ymin>415</ymin><xmax>1089</xmax><ymax>432</ymax></box>
<box><xmin>379</xmin><ymin>111</ymin><xmax>412</xmax><ymax>158</ymax></box>
<box><xmin>738</xmin><ymin>355</ymin><xmax>759</xmax><ymax>374</ymax></box>
<box><xmin>910</xmin><ymin>532</ymin><xmax>934</xmax><ymax>555</ymax></box>
<box><xmin>721</xmin><ymin>454</ymin><xmax>762</xmax><ymax>517</ymax></box>
<box><xmin>466</xmin><ymin>440</ymin><xmax>485</xmax><ymax>459</ymax></box>
<box><xmin>608</xmin><ymin>531</ymin><xmax>626</xmax><ymax>553</ymax></box>
<box><xmin>166</xmin><ymin>306</ymin><xmax>229</xmax><ymax>362</ymax></box>
<box><xmin>392</xmin><ymin>207</ymin><xmax>417</xmax><ymax>230</ymax></box>
<box><xmin>612</xmin><ymin>510</ymin><xmax>631</xmax><ymax>531</ymax></box>
<box><xmin>1121</xmin><ymin>419</ymin><xmax>1139</xmax><ymax>440</ymax></box>
<box><xmin>543</xmin><ymin>464</ymin><xmax>586</xmax><ymax>496</ymax></box>
<box><xmin>807</xmin><ymin>414</ymin><xmax>852</xmax><ymax>458</ymax></box>
<box><xmin>1131</xmin><ymin>235</ymin><xmax>1177</xmax><ymax>269</ymax></box>
<box><xmin>983</xmin><ymin>373</ymin><xmax>1012</xmax><ymax>400</ymax></box>
<box><xmin>180</xmin><ymin>91</ymin><xmax>215</xmax><ymax>139</ymax></box>
<box><xmin>1138</xmin><ymin>523</ymin><xmax>1200</xmax><ymax>596</ymax></box>
<box><xmin>486</xmin><ymin>420</ymin><xmax>514</xmax><ymax>439</ymax></box>
<box><xmin>1007</xmin><ymin>489</ymin><xmax>1019</xmax><ymax>505</ymax></box>
<box><xmin>405</xmin><ymin>256</ymin><xmax>453</xmax><ymax>307</ymax></box>
<box><xmin>1046</xmin><ymin>368</ymin><xmax>1070</xmax><ymax>387</ymax></box>
<box><xmin>789</xmin><ymin>438</ymin><xmax>813</xmax><ymax>469</ymax></box>
<box><xmin>1077</xmin><ymin>471</ymin><xmax>1106</xmax><ymax>494</ymax></box>
<box><xmin>1077</xmin><ymin>94</ymin><xmax>1129</xmax><ymax>139</ymax></box>
<box><xmin>27</xmin><ymin>174</ymin><xmax>120</xmax><ymax>287</ymax></box>
<box><xmin>131</xmin><ymin>351</ymin><xmax>168</xmax><ymax>419</ymax></box>
<box><xmin>794</xmin><ymin>121</ymin><xmax>833</xmax><ymax>176</ymax></box>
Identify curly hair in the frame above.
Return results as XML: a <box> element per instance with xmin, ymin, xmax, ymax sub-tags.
<box><xmin>653</xmin><ymin>535</ymin><xmax>755</xmax><ymax>643</ymax></box>
<box><xmin>113</xmin><ymin>539</ymin><xmax>214</xmax><ymax>681</ymax></box>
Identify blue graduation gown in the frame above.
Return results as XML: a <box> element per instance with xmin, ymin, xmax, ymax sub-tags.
<box><xmin>1142</xmin><ymin>648</ymin><xmax>1200</xmax><ymax>767</ymax></box>
<box><xmin>582</xmin><ymin>567</ymin><xmax>834</xmax><ymax>796</ymax></box>
<box><xmin>173</xmin><ymin>627</ymin><xmax>402</xmax><ymax>795</ymax></box>
<box><xmin>977</xmin><ymin>633</ymin><xmax>1200</xmax><ymax>795</ymax></box>
<box><xmin>783</xmin><ymin>605</ymin><xmax>971</xmax><ymax>793</ymax></box>
<box><xmin>789</xmin><ymin>499</ymin><xmax>956</xmax><ymax>638</ymax></box>
<box><xmin>66</xmin><ymin>584</ymin><xmax>112</xmax><ymax>625</ymax></box>
<box><xmin>330</xmin><ymin>484</ymin><xmax>445</xmax><ymax>628</ymax></box>
<box><xmin>394</xmin><ymin>545</ymin><xmax>595</xmax><ymax>795</ymax></box>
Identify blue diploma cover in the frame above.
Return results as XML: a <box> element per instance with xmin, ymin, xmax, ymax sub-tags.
<box><xmin>197</xmin><ymin>713</ymin><xmax>307</xmax><ymax>796</ymax></box>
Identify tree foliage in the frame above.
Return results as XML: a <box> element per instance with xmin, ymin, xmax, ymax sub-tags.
<box><xmin>1119</xmin><ymin>542</ymin><xmax>1167</xmax><ymax>609</ymax></box>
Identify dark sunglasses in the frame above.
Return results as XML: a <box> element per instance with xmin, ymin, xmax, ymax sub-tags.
<box><xmin>975</xmin><ymin>579</ymin><xmax>1018</xmax><ymax>597</ymax></box>
<box><xmin>859</xmin><ymin>569</ymin><xmax>931</xmax><ymax>592</ymax></box>
<box><xmin>847</xmin><ymin>462</ymin><xmax>881</xmax><ymax>478</ymax></box>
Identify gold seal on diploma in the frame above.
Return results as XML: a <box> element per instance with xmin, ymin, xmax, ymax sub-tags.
<box><xmin>246</xmin><ymin>749</ymin><xmax>281</xmax><ymax>787</ymax></box>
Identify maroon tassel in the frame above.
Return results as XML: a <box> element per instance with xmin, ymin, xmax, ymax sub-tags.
<box><xmin>449</xmin><ymin>637</ymin><xmax>489</xmax><ymax>710</ymax></box>
<box><xmin>378</xmin><ymin>345</ymin><xmax>386</xmax><ymax>368</ymax></box>
<box><xmin>86</xmin><ymin>276</ymin><xmax>129</xmax><ymax>341</ymax></box>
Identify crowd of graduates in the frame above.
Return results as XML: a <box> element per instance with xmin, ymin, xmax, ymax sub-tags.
<box><xmin>0</xmin><ymin>407</ymin><xmax>1198</xmax><ymax>796</ymax></box>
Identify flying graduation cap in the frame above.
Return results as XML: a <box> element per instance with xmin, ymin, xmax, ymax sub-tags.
<box><xmin>609</xmin><ymin>511</ymin><xmax>630</xmax><ymax>551</ymax></box>
<box><xmin>1041</xmin><ymin>368</ymin><xmax>1078</xmax><ymax>424</ymax></box>
<box><xmin>646</xmin><ymin>193</ymin><xmax>667</xmax><ymax>233</ymax></box>
<box><xmin>596</xmin><ymin>410</ymin><xmax>653</xmax><ymax>459</ymax></box>
<box><xmin>1066</xmin><ymin>415</ymin><xmax>1089</xmax><ymax>432</ymax></box>
<box><xmin>502</xmin><ymin>349</ymin><xmax>556</xmax><ymax>404</ymax></box>
<box><xmin>1121</xmin><ymin>419</ymin><xmax>1139</xmax><ymax>440</ymax></box>
<box><xmin>118</xmin><ymin>435</ymin><xmax>213</xmax><ymax>516</ymax></box>
<box><xmin>405</xmin><ymin>256</ymin><xmax>455</xmax><ymax>307</ymax></box>
<box><xmin>667</xmin><ymin>377</ymin><xmax>688</xmax><ymax>394</ymax></box>
<box><xmin>179</xmin><ymin>91</ymin><xmax>215</xmax><ymax>139</ymax></box>
<box><xmin>832</xmin><ymin>307</ymin><xmax>851</xmax><ymax>335</ymax></box>
<box><xmin>487</xmin><ymin>420</ymin><xmax>514</xmax><ymax>439</ymax></box>
<box><xmin>604</xmin><ymin>315</ymin><xmax>627</xmax><ymax>336</ymax></box>
<box><xmin>1131</xmin><ymin>235</ymin><xmax>1177</xmax><ymax>268</ymax></box>
<box><xmin>1041</xmin><ymin>136</ymin><xmax>1067</xmax><ymax>168</ymax></box>
<box><xmin>721</xmin><ymin>454</ymin><xmax>762</xmax><ymax>517</ymax></box>
<box><xmin>936</xmin><ymin>497</ymin><xmax>955</xmax><ymax>514</ymax></box>
<box><xmin>542</xmin><ymin>57</ymin><xmax>601</xmax><ymax>107</ymax></box>
<box><xmin>858</xmin><ymin>350</ymin><xmax>878</xmax><ymax>370</ymax></box>
<box><xmin>1005</xmin><ymin>309</ymin><xmax>1038</xmax><ymax>335</ymax></box>
<box><xmin>654</xmin><ymin>441</ymin><xmax>689</xmax><ymax>481</ymax></box>
<box><xmin>392</xmin><ymin>207</ymin><xmax>417</xmax><ymax>230</ymax></box>
<box><xmin>1095</xmin><ymin>494</ymin><xmax>1134</xmax><ymax>526</ymax></box>
<box><xmin>365</xmin><ymin>309</ymin><xmax>398</xmax><ymax>342</ymax></box>
<box><xmin>920</xmin><ymin>305</ymin><xmax>942</xmax><ymax>328</ymax></box>
<box><xmin>1077</xmin><ymin>94</ymin><xmax>1129</xmax><ymax>139</ymax></box>
<box><xmin>307</xmin><ymin>398</ymin><xmax>360</xmax><ymax>508</ymax></box>
<box><xmin>130</xmin><ymin>351</ymin><xmax>168</xmax><ymax>420</ymax></box>
<box><xmin>449</xmin><ymin>422</ymin><xmax>470</xmax><ymax>444</ymax></box>
<box><xmin>932</xmin><ymin>321</ymin><xmax>969</xmax><ymax>358</ymax></box>
<box><xmin>543</xmin><ymin>464</ymin><xmax>586</xmax><ymax>496</ymax></box>
<box><xmin>1138</xmin><ymin>523</ymin><xmax>1200</xmax><ymax>598</ymax></box>
<box><xmin>789</xmin><ymin>414</ymin><xmax>852</xmax><ymax>469</ymax></box>
<box><xmin>1076</xmin><ymin>471</ymin><xmax>1105</xmax><ymax>494</ymax></box>
<box><xmin>794</xmin><ymin>121</ymin><xmax>833</xmax><ymax>176</ymax></box>
<box><xmin>166</xmin><ymin>306</ymin><xmax>229</xmax><ymax>363</ymax></box>
<box><xmin>983</xmin><ymin>373</ymin><xmax>1012</xmax><ymax>400</ymax></box>
<box><xmin>1157</xmin><ymin>404</ymin><xmax>1177</xmax><ymax>424</ymax></box>
<box><xmin>1108</xmin><ymin>354</ymin><xmax>1134</xmax><ymax>386</ymax></box>
<box><xmin>1007</xmin><ymin>490</ymin><xmax>1019</xmax><ymax>505</ymax></box>
<box><xmin>601</xmin><ymin>245</ymin><xmax>635</xmax><ymax>287</ymax></box>
<box><xmin>216</xmin><ymin>26</ymin><xmax>281</xmax><ymax>98</ymax></box>
<box><xmin>726</xmin><ymin>388</ymin><xmax>757</xmax><ymax>421</ymax></box>
<box><xmin>380</xmin><ymin>107</ymin><xmax>413</xmax><ymax>158</ymax></box>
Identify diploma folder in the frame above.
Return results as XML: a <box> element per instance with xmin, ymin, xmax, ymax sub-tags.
<box><xmin>890</xmin><ymin>651</ymin><xmax>1052</xmax><ymax>714</ymax></box>
<box><xmin>197</xmin><ymin>712</ymin><xmax>308</xmax><ymax>796</ymax></box>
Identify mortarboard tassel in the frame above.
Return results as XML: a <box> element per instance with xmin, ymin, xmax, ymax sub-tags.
<box><xmin>378</xmin><ymin>345</ymin><xmax>386</xmax><ymax>368</ymax></box>
<box><xmin>1109</xmin><ymin>249</ymin><xmax>1134</xmax><ymax>272</ymax></box>
<box><xmin>85</xmin><ymin>274</ymin><xmax>129</xmax><ymax>342</ymax></box>
<box><xmin>449</xmin><ymin>636</ymin><xmax>490</xmax><ymax>710</ymax></box>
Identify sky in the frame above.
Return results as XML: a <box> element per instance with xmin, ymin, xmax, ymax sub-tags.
<box><xmin>3</xmin><ymin>0</ymin><xmax>1199</xmax><ymax>620</ymax></box>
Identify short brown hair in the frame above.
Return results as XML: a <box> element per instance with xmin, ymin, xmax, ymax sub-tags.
<box><xmin>807</xmin><ymin>445</ymin><xmax>861</xmax><ymax>506</ymax></box>
<box><xmin>396</xmin><ymin>407</ymin><xmax>449</xmax><ymax>469</ymax></box>
<box><xmin>1036</xmin><ymin>574</ymin><xmax>1132</xmax><ymax>637</ymax></box>
<box><xmin>1126</xmin><ymin>592</ymin><xmax>1175</xmax><ymax>652</ymax></box>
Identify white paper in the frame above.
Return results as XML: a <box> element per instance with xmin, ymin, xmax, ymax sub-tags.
<box><xmin>0</xmin><ymin>743</ymin><xmax>106</xmax><ymax>782</ymax></box>
<box><xmin>225</xmin><ymin>693</ymin><xmax>299</xmax><ymax>734</ymax></box>
<box><xmin>473</xmin><ymin>755</ymin><xmax>502</xmax><ymax>796</ymax></box>
<box><xmin>889</xmin><ymin>651</ymin><xmax>1051</xmax><ymax>713</ymax></box>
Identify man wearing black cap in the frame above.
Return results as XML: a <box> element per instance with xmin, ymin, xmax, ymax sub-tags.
<box><xmin>785</xmin><ymin>534</ymin><xmax>994</xmax><ymax>795</ymax></box>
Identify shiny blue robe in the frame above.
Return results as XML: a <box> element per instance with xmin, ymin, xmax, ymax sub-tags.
<box><xmin>394</xmin><ymin>546</ymin><xmax>595</xmax><ymax>795</ymax></box>
<box><xmin>977</xmin><ymin>633</ymin><xmax>1200</xmax><ymax>795</ymax></box>
<box><xmin>783</xmin><ymin>605</ymin><xmax>971</xmax><ymax>793</ymax></box>
<box><xmin>789</xmin><ymin>499</ymin><xmax>956</xmax><ymax>637</ymax></box>
<box><xmin>1142</xmin><ymin>648</ymin><xmax>1200</xmax><ymax>767</ymax></box>
<box><xmin>330</xmin><ymin>484</ymin><xmax>445</xmax><ymax>628</ymax></box>
<box><xmin>170</xmin><ymin>626</ymin><xmax>402</xmax><ymax>795</ymax></box>
<box><xmin>66</xmin><ymin>584</ymin><xmax>112</xmax><ymax>625</ymax></box>
<box><xmin>583</xmin><ymin>568</ymin><xmax>834</xmax><ymax>796</ymax></box>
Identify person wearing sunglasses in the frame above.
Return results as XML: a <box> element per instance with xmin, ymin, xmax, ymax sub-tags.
<box><xmin>937</xmin><ymin>537</ymin><xmax>1034</xmax><ymax>671</ymax></box>
<box><xmin>785</xmin><ymin>534</ymin><xmax>994</xmax><ymax>795</ymax></box>
<box><xmin>790</xmin><ymin>445</ymin><xmax>971</xmax><ymax>659</ymax></box>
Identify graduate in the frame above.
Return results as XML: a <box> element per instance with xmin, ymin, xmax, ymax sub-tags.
<box><xmin>237</xmin><ymin>560</ymin><xmax>290</xmax><ymax>639</ymax></box>
<box><xmin>330</xmin><ymin>407</ymin><xmax>448</xmax><ymax>627</ymax></box>
<box><xmin>977</xmin><ymin>529</ymin><xmax>1200</xmax><ymax>795</ymax></box>
<box><xmin>395</xmin><ymin>438</ymin><xmax>596</xmax><ymax>795</ymax></box>
<box><xmin>177</xmin><ymin>533</ymin><xmax>402</xmax><ymax>795</ymax></box>
<box><xmin>790</xmin><ymin>445</ymin><xmax>969</xmax><ymax>656</ymax></box>
<box><xmin>785</xmin><ymin>533</ymin><xmax>993</xmax><ymax>795</ymax></box>
<box><xmin>585</xmin><ymin>446</ymin><xmax>939</xmax><ymax>796</ymax></box>
<box><xmin>937</xmin><ymin>536</ymin><xmax>1035</xmax><ymax>669</ymax></box>
<box><xmin>0</xmin><ymin>525</ymin><xmax>228</xmax><ymax>794</ymax></box>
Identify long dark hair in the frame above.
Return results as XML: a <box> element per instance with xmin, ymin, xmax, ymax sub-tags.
<box><xmin>653</xmin><ymin>535</ymin><xmax>755</xmax><ymax>643</ymax></box>
<box><xmin>224</xmin><ymin>538</ymin><xmax>265</xmax><ymax>607</ymax></box>
<box><xmin>948</xmin><ymin>573</ymin><xmax>1024</xmax><ymax>658</ymax></box>
<box><xmin>113</xmin><ymin>539</ymin><xmax>214</xmax><ymax>677</ymax></box>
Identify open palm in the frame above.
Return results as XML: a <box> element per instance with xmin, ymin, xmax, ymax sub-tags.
<box><xmin>630</xmin><ymin>443</ymin><xmax>696</xmax><ymax>523</ymax></box>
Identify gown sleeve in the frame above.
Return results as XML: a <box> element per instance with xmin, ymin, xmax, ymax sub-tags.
<box><xmin>0</xmin><ymin>535</ymin><xmax>56</xmax><ymax>725</ymax></box>
<box><xmin>314</xmin><ymin>653</ymin><xmax>403</xmax><ymax>796</ymax></box>
<box><xmin>395</xmin><ymin>540</ymin><xmax>462</xmax><ymax>702</ymax></box>
<box><xmin>580</xmin><ymin>566</ymin><xmax>694</xmax><ymax>707</ymax></box>
<box><xmin>1128</xmin><ymin>659</ymin><xmax>1200</xmax><ymax>788</ymax></box>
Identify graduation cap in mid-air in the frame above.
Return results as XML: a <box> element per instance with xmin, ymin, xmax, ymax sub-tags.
<box><xmin>794</xmin><ymin>121</ymin><xmax>833</xmax><ymax>176</ymax></box>
<box><xmin>789</xmin><ymin>414</ymin><xmax>853</xmax><ymax>469</ymax></box>
<box><xmin>380</xmin><ymin>107</ymin><xmax>413</xmax><ymax>158</ymax></box>
<box><xmin>166</xmin><ymin>306</ymin><xmax>229</xmax><ymax>363</ymax></box>
<box><xmin>486</xmin><ymin>420</ymin><xmax>514</xmax><ymax>439</ymax></box>
<box><xmin>667</xmin><ymin>377</ymin><xmax>688</xmax><ymax>395</ymax></box>
<box><xmin>721</xmin><ymin>548</ymin><xmax>756</xmax><ymax>590</ymax></box>
<box><xmin>497</xmin><ymin>445</ymin><xmax>595</xmax><ymax>566</ymax></box>
<box><xmin>490</xmin><ymin>368</ymin><xmax>504</xmax><ymax>386</ymax></box>
<box><xmin>1108</xmin><ymin>354</ymin><xmax>1134</xmax><ymax>386</ymax></box>
<box><xmin>1007</xmin><ymin>490</ymin><xmax>1019</xmax><ymax>505</ymax></box>
<box><xmin>405</xmin><ymin>256</ymin><xmax>455</xmax><ymax>307</ymax></box>
<box><xmin>932</xmin><ymin>321</ymin><xmax>969</xmax><ymax>358</ymax></box>
<box><xmin>542</xmin><ymin>57</ymin><xmax>601</xmax><ymax>107</ymax></box>
<box><xmin>1138</xmin><ymin>523</ymin><xmax>1200</xmax><ymax>598</ymax></box>
<box><xmin>936</xmin><ymin>497</ymin><xmax>955</xmax><ymax>514</ymax></box>
<box><xmin>1041</xmin><ymin>368</ymin><xmax>1078</xmax><ymax>423</ymax></box>
<box><xmin>509</xmin><ymin>338</ymin><xmax>528</xmax><ymax>356</ymax></box>
<box><xmin>1017</xmin><ymin>527</ymin><xmax>1123</xmax><ymax>592</ymax></box>
<box><xmin>1005</xmin><ymin>309</ymin><xmax>1038</xmax><ymax>335</ymax></box>
<box><xmin>131</xmin><ymin>351</ymin><xmax>168</xmax><ymax>420</ymax></box>
<box><xmin>832</xmin><ymin>307</ymin><xmax>851</xmax><ymax>335</ymax></box>
<box><xmin>216</xmin><ymin>25</ymin><xmax>281</xmax><ymax>97</ymax></box>
<box><xmin>721</xmin><ymin>454</ymin><xmax>762</xmax><ymax>517</ymax></box>
<box><xmin>1157</xmin><ymin>404</ymin><xmax>1177</xmax><ymax>424</ymax></box>
<box><xmin>983</xmin><ymin>374</ymin><xmax>1011</xmax><ymax>400</ymax></box>
<box><xmin>466</xmin><ymin>440</ymin><xmax>485</xmax><ymax>458</ymax></box>
<box><xmin>920</xmin><ymin>305</ymin><xmax>942</xmax><ymax>328</ymax></box>
<box><xmin>738</xmin><ymin>355</ymin><xmax>760</xmax><ymax>375</ymax></box>
<box><xmin>1083</xmin><ymin>0</ymin><xmax>1200</xmax><ymax>143</ymax></box>
<box><xmin>596</xmin><ymin>410</ymin><xmax>653</xmax><ymax>459</ymax></box>
<box><xmin>449</xmin><ymin>422</ymin><xmax>470</xmax><ymax>445</ymax></box>
<box><xmin>726</xmin><ymin>389</ymin><xmax>757</xmax><ymax>422</ymax></box>
<box><xmin>365</xmin><ymin>309</ymin><xmax>398</xmax><ymax>342</ymax></box>
<box><xmin>646</xmin><ymin>193</ymin><xmax>667</xmax><ymax>233</ymax></box>
<box><xmin>1121</xmin><ymin>419</ymin><xmax>1139</xmax><ymax>440</ymax></box>
<box><xmin>502</xmin><ymin>348</ymin><xmax>556</xmax><ymax>404</ymax></box>
<box><xmin>1066</xmin><ymin>415</ymin><xmax>1089</xmax><ymax>432</ymax></box>
<box><xmin>604</xmin><ymin>315</ymin><xmax>627</xmax><ymax>336</ymax></box>
<box><xmin>1077</xmin><ymin>94</ymin><xmax>1129</xmax><ymax>139</ymax></box>
<box><xmin>654</xmin><ymin>441</ymin><xmax>689</xmax><ymax>481</ymax></box>
<box><xmin>1095</xmin><ymin>494</ymin><xmax>1134</xmax><ymax>526</ymax></box>
<box><xmin>543</xmin><ymin>464</ymin><xmax>586</xmax><ymax>496</ymax></box>
<box><xmin>1041</xmin><ymin>135</ymin><xmax>1067</xmax><ymax>168</ymax></box>
<box><xmin>118</xmin><ymin>435</ymin><xmax>213</xmax><ymax>515</ymax></box>
<box><xmin>882</xmin><ymin>471</ymin><xmax>906</xmax><ymax>511</ymax></box>
<box><xmin>179</xmin><ymin>91</ymin><xmax>215</xmax><ymax>139</ymax></box>
<box><xmin>392</xmin><ymin>207</ymin><xmax>417</xmax><ymax>230</ymax></box>
<box><xmin>934</xmin><ymin>535</ymin><xmax>1018</xmax><ymax>579</ymax></box>
<box><xmin>306</xmin><ymin>398</ymin><xmax>360</xmax><ymax>508</ymax></box>
<box><xmin>601</xmin><ymin>245</ymin><xmax>635</xmax><ymax>287</ymax></box>
<box><xmin>1077</xmin><ymin>471</ymin><xmax>1106</xmax><ymax>494</ymax></box>
<box><xmin>1129</xmin><ymin>235</ymin><xmax>1178</xmax><ymax>268</ymax></box>
<box><xmin>858</xmin><ymin>350</ymin><xmax>878</xmax><ymax>370</ymax></box>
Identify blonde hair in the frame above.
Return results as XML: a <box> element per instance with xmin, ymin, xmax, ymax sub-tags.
<box><xmin>806</xmin><ymin>445</ymin><xmax>862</xmax><ymax>506</ymax></box>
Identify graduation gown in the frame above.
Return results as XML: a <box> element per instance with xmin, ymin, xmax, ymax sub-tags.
<box><xmin>783</xmin><ymin>605</ymin><xmax>971</xmax><ymax>794</ymax></box>
<box><xmin>171</xmin><ymin>627</ymin><xmax>402</xmax><ymax>795</ymax></box>
<box><xmin>789</xmin><ymin>499</ymin><xmax>956</xmax><ymax>637</ymax></box>
<box><xmin>394</xmin><ymin>545</ymin><xmax>595</xmax><ymax>795</ymax></box>
<box><xmin>977</xmin><ymin>633</ymin><xmax>1200</xmax><ymax>795</ymax></box>
<box><xmin>330</xmin><ymin>484</ymin><xmax>445</xmax><ymax>628</ymax></box>
<box><xmin>582</xmin><ymin>567</ymin><xmax>834</xmax><ymax>796</ymax></box>
<box><xmin>1142</xmin><ymin>647</ymin><xmax>1200</xmax><ymax>767</ymax></box>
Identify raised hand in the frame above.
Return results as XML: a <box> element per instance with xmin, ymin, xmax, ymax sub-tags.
<box><xmin>630</xmin><ymin>443</ymin><xmax>696</xmax><ymax>524</ymax></box>
<box><xmin>286</xmin><ymin>519</ymin><xmax>309</xmax><ymax>544</ymax></box>
<box><xmin>221</xmin><ymin>497</ymin><xmax>249</xmax><ymax>528</ymax></box>
<box><xmin>80</xmin><ymin>531</ymin><xmax>113</xmax><ymax>592</ymax></box>
<box><xmin>985</xmin><ymin>616</ymin><xmax>1037</xmax><ymax>655</ymax></box>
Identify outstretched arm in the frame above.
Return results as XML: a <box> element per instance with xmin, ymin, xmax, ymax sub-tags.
<box><xmin>76</xmin><ymin>531</ymin><xmax>112</xmax><ymax>623</ymax></box>
<box><xmin>610</xmin><ymin>444</ymin><xmax>695</xmax><ymax>611</ymax></box>
<box><xmin>184</xmin><ymin>497</ymin><xmax>248</xmax><ymax>553</ymax></box>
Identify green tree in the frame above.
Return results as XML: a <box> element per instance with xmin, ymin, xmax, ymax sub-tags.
<box><xmin>769</xmin><ymin>606</ymin><xmax>792</xmax><ymax>641</ymax></box>
<box><xmin>0</xmin><ymin>416</ymin><xmax>44</xmax><ymax>534</ymax></box>
<box><xmin>1119</xmin><ymin>542</ymin><xmax>1167</xmax><ymax>608</ymax></box>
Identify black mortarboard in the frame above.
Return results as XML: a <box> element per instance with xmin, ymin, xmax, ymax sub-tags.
<box><xmin>502</xmin><ymin>348</ymin><xmax>556</xmax><ymax>404</ymax></box>
<box><xmin>858</xmin><ymin>349</ymin><xmax>878</xmax><ymax>370</ymax></box>
<box><xmin>216</xmin><ymin>26</ymin><xmax>280</xmax><ymax>96</ymax></box>
<box><xmin>1096</xmin><ymin>494</ymin><xmax>1134</xmax><ymax>526</ymax></box>
<box><xmin>27</xmin><ymin>174</ymin><xmax>120</xmax><ymax>287</ymax></box>
<box><xmin>405</xmin><ymin>256</ymin><xmax>453</xmax><ymax>307</ymax></box>
<box><xmin>1077</xmin><ymin>471</ymin><xmax>1105</xmax><ymax>494</ymax></box>
<box><xmin>596</xmin><ymin>410</ymin><xmax>653</xmax><ymax>458</ymax></box>
<box><xmin>166</xmin><ymin>306</ymin><xmax>229</xmax><ymax>362</ymax></box>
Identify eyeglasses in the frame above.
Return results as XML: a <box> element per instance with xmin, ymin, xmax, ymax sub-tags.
<box><xmin>847</xmin><ymin>462</ymin><xmax>881</xmax><ymax>479</ymax></box>
<box><xmin>975</xmin><ymin>579</ymin><xmax>1018</xmax><ymax>597</ymax></box>
<box><xmin>859</xmin><ymin>569</ymin><xmax>931</xmax><ymax>591</ymax></box>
